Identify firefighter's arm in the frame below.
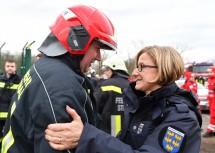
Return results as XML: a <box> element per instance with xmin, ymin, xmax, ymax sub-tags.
<box><xmin>45</xmin><ymin>106</ymin><xmax>132</xmax><ymax>153</ymax></box>
<box><xmin>45</xmin><ymin>105</ymin><xmax>83</xmax><ymax>150</ymax></box>
<box><xmin>45</xmin><ymin>107</ymin><xmax>165</xmax><ymax>153</ymax></box>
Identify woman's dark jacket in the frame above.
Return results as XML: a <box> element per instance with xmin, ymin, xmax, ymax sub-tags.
<box><xmin>75</xmin><ymin>82</ymin><xmax>201</xmax><ymax>153</ymax></box>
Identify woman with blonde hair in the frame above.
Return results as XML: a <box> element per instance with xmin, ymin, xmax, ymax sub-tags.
<box><xmin>45</xmin><ymin>45</ymin><xmax>201</xmax><ymax>153</ymax></box>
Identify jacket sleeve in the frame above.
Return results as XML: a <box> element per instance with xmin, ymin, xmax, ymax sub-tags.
<box><xmin>30</xmin><ymin>67</ymin><xmax>90</xmax><ymax>153</ymax></box>
<box><xmin>75</xmin><ymin>107</ymin><xmax>201</xmax><ymax>153</ymax></box>
<box><xmin>76</xmin><ymin>123</ymin><xmax>133</xmax><ymax>153</ymax></box>
<box><xmin>75</xmin><ymin>123</ymin><xmax>168</xmax><ymax>153</ymax></box>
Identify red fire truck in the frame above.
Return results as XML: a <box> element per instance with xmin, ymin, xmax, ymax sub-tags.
<box><xmin>185</xmin><ymin>62</ymin><xmax>214</xmax><ymax>78</ymax></box>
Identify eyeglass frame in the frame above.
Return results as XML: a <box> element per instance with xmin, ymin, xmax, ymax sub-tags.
<box><xmin>136</xmin><ymin>64</ymin><xmax>158</xmax><ymax>72</ymax></box>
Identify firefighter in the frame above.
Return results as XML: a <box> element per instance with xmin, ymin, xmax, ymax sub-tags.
<box><xmin>1</xmin><ymin>5</ymin><xmax>117</xmax><ymax>153</ymax></box>
<box><xmin>94</xmin><ymin>55</ymin><xmax>131</xmax><ymax>136</ymax></box>
<box><xmin>0</xmin><ymin>59</ymin><xmax>22</xmax><ymax>149</ymax></box>
<box><xmin>203</xmin><ymin>66</ymin><xmax>215</xmax><ymax>137</ymax></box>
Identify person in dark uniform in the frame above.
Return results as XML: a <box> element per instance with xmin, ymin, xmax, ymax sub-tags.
<box><xmin>1</xmin><ymin>5</ymin><xmax>117</xmax><ymax>153</ymax></box>
<box><xmin>94</xmin><ymin>55</ymin><xmax>131</xmax><ymax>136</ymax></box>
<box><xmin>0</xmin><ymin>59</ymin><xmax>22</xmax><ymax>149</ymax></box>
<box><xmin>45</xmin><ymin>45</ymin><xmax>202</xmax><ymax>153</ymax></box>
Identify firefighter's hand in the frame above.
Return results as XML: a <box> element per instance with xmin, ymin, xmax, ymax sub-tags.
<box><xmin>45</xmin><ymin>105</ymin><xmax>84</xmax><ymax>150</ymax></box>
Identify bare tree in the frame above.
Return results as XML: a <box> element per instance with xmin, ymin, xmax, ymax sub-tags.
<box><xmin>173</xmin><ymin>43</ymin><xmax>192</xmax><ymax>63</ymax></box>
<box><xmin>122</xmin><ymin>39</ymin><xmax>145</xmax><ymax>75</ymax></box>
<box><xmin>124</xmin><ymin>51</ymin><xmax>135</xmax><ymax>75</ymax></box>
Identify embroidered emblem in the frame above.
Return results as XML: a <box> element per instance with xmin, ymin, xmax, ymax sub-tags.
<box><xmin>162</xmin><ymin>126</ymin><xmax>185</xmax><ymax>153</ymax></box>
<box><xmin>132</xmin><ymin>123</ymin><xmax>144</xmax><ymax>135</ymax></box>
<box><xmin>137</xmin><ymin>123</ymin><xmax>144</xmax><ymax>134</ymax></box>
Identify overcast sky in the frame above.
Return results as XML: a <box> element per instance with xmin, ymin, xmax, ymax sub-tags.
<box><xmin>0</xmin><ymin>0</ymin><xmax>215</xmax><ymax>63</ymax></box>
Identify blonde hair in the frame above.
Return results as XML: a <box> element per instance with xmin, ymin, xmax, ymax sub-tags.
<box><xmin>136</xmin><ymin>45</ymin><xmax>184</xmax><ymax>86</ymax></box>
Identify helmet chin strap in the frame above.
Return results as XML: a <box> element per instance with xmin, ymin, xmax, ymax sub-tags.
<box><xmin>38</xmin><ymin>32</ymin><xmax>67</xmax><ymax>57</ymax></box>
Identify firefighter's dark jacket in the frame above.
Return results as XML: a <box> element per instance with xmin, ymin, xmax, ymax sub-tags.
<box><xmin>75</xmin><ymin>82</ymin><xmax>202</xmax><ymax>153</ymax></box>
<box><xmin>2</xmin><ymin>53</ymin><xmax>97</xmax><ymax>153</ymax></box>
<box><xmin>0</xmin><ymin>73</ymin><xmax>22</xmax><ymax>120</ymax></box>
<box><xmin>94</xmin><ymin>71</ymin><xmax>130</xmax><ymax>135</ymax></box>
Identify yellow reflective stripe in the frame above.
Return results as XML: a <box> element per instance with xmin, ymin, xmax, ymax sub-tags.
<box><xmin>2</xmin><ymin>102</ymin><xmax>16</xmax><ymax>152</ymax></box>
<box><xmin>10</xmin><ymin>102</ymin><xmax>16</xmax><ymax>117</ymax></box>
<box><xmin>88</xmin><ymin>89</ymin><xmax>90</xmax><ymax>94</ymax></box>
<box><xmin>0</xmin><ymin>112</ymin><xmax>8</xmax><ymax>119</ymax></box>
<box><xmin>0</xmin><ymin>82</ymin><xmax>19</xmax><ymax>89</ymax></box>
<box><xmin>2</xmin><ymin>128</ymin><xmax>14</xmax><ymax>153</ymax></box>
<box><xmin>8</xmin><ymin>84</ymin><xmax>19</xmax><ymax>90</ymax></box>
<box><xmin>0</xmin><ymin>82</ymin><xmax>5</xmax><ymax>88</ymax></box>
<box><xmin>111</xmin><ymin>115</ymin><xmax>121</xmax><ymax>137</ymax></box>
<box><xmin>101</xmin><ymin>86</ymin><xmax>122</xmax><ymax>94</ymax></box>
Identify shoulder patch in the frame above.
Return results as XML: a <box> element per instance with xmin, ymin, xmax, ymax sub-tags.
<box><xmin>159</xmin><ymin>126</ymin><xmax>186</xmax><ymax>153</ymax></box>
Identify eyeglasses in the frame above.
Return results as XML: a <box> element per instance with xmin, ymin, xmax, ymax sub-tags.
<box><xmin>136</xmin><ymin>64</ymin><xmax>158</xmax><ymax>72</ymax></box>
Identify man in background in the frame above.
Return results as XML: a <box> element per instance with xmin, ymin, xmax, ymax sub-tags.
<box><xmin>0</xmin><ymin>59</ymin><xmax>22</xmax><ymax>148</ymax></box>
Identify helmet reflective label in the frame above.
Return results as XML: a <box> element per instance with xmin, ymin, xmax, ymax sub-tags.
<box><xmin>73</xmin><ymin>40</ymin><xmax>78</xmax><ymax>47</ymax></box>
<box><xmin>61</xmin><ymin>8</ymin><xmax>76</xmax><ymax>20</ymax></box>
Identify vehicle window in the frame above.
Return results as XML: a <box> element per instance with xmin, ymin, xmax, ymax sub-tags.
<box><xmin>192</xmin><ymin>65</ymin><xmax>212</xmax><ymax>73</ymax></box>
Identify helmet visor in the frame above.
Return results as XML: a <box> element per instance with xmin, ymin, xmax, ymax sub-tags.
<box><xmin>97</xmin><ymin>39</ymin><xmax>117</xmax><ymax>51</ymax></box>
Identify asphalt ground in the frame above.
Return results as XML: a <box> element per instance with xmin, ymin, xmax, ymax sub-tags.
<box><xmin>200</xmin><ymin>112</ymin><xmax>215</xmax><ymax>153</ymax></box>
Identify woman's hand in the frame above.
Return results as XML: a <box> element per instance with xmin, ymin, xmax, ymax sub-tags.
<box><xmin>45</xmin><ymin>105</ymin><xmax>84</xmax><ymax>150</ymax></box>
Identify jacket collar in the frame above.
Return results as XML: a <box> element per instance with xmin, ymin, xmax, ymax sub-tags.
<box><xmin>123</xmin><ymin>82</ymin><xmax>179</xmax><ymax>118</ymax></box>
<box><xmin>55</xmin><ymin>52</ymin><xmax>85</xmax><ymax>78</ymax></box>
<box><xmin>124</xmin><ymin>82</ymin><xmax>179</xmax><ymax>102</ymax></box>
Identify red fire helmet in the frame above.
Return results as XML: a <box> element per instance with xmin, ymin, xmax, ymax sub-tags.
<box><xmin>50</xmin><ymin>5</ymin><xmax>117</xmax><ymax>55</ymax></box>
